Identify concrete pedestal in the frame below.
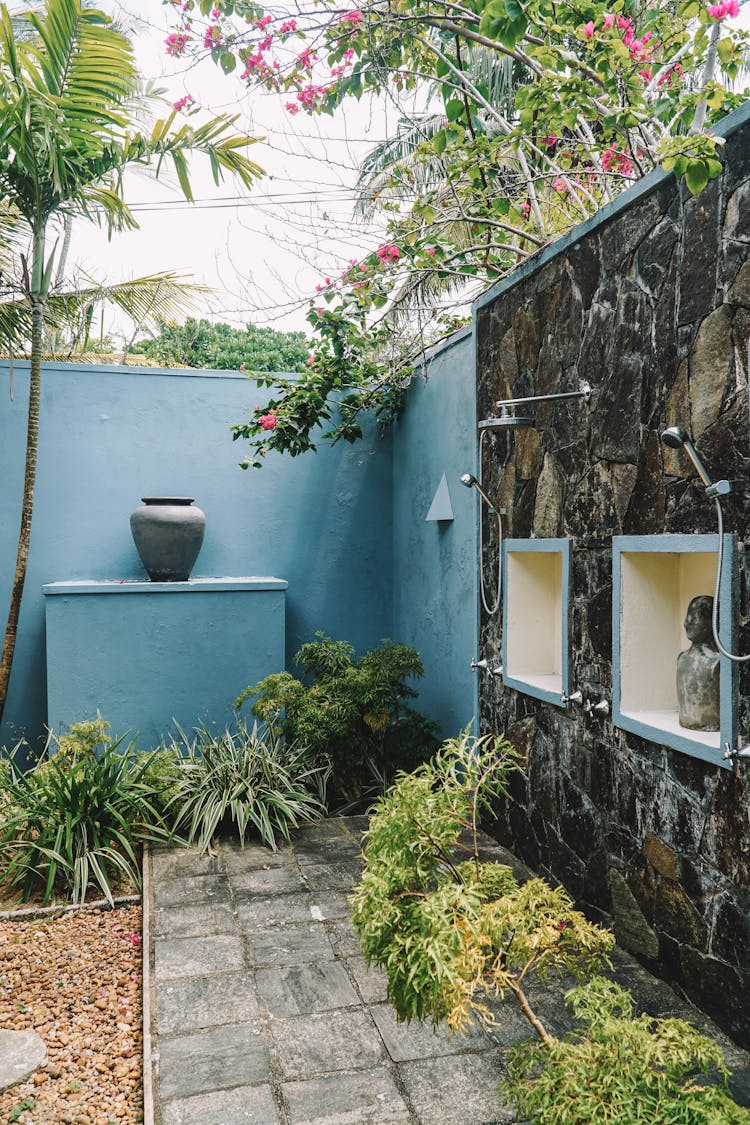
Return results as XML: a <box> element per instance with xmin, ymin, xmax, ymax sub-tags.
<box><xmin>43</xmin><ymin>577</ymin><xmax>287</xmax><ymax>749</ymax></box>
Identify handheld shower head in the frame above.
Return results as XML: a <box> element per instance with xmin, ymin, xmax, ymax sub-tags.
<box><xmin>459</xmin><ymin>472</ymin><xmax>496</xmax><ymax>511</ymax></box>
<box><xmin>661</xmin><ymin>425</ymin><xmax>689</xmax><ymax>450</ymax></box>
<box><xmin>660</xmin><ymin>426</ymin><xmax>714</xmax><ymax>488</ymax></box>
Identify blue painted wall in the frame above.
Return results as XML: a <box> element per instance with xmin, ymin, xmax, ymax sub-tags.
<box><xmin>391</xmin><ymin>328</ymin><xmax>479</xmax><ymax>737</ymax></box>
<box><xmin>0</xmin><ymin>360</ymin><xmax>394</xmax><ymax>753</ymax></box>
<box><xmin>0</xmin><ymin>341</ymin><xmax>478</xmax><ymax>755</ymax></box>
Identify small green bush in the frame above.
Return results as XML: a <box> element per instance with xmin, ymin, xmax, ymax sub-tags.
<box><xmin>504</xmin><ymin>976</ymin><xmax>750</xmax><ymax>1124</ymax></box>
<box><xmin>164</xmin><ymin>719</ymin><xmax>329</xmax><ymax>853</ymax></box>
<box><xmin>236</xmin><ymin>632</ymin><xmax>439</xmax><ymax>808</ymax></box>
<box><xmin>351</xmin><ymin>729</ymin><xmax>613</xmax><ymax>1031</ymax></box>
<box><xmin>351</xmin><ymin>733</ymin><xmax>749</xmax><ymax>1122</ymax></box>
<box><xmin>0</xmin><ymin>735</ymin><xmax>170</xmax><ymax>905</ymax></box>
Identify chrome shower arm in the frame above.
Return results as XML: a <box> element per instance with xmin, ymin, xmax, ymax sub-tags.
<box><xmin>494</xmin><ymin>383</ymin><xmax>591</xmax><ymax>410</ymax></box>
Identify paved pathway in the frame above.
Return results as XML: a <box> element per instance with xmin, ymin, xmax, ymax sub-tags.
<box><xmin>145</xmin><ymin>817</ymin><xmax>750</xmax><ymax>1125</ymax></box>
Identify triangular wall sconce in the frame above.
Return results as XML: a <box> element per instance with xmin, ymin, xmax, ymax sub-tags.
<box><xmin>425</xmin><ymin>472</ymin><xmax>454</xmax><ymax>522</ymax></box>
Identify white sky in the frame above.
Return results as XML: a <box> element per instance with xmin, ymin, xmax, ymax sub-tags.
<box><xmin>69</xmin><ymin>0</ymin><xmax>397</xmax><ymax>340</ymax></box>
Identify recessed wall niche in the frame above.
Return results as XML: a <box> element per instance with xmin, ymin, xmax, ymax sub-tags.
<box><xmin>612</xmin><ymin>534</ymin><xmax>737</xmax><ymax>769</ymax></box>
<box><xmin>502</xmin><ymin>538</ymin><xmax>571</xmax><ymax>706</ymax></box>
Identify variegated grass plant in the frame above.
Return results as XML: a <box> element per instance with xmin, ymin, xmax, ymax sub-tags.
<box><xmin>163</xmin><ymin>719</ymin><xmax>329</xmax><ymax>853</ymax></box>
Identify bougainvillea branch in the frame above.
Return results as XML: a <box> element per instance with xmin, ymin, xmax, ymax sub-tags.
<box><xmin>167</xmin><ymin>0</ymin><xmax>750</xmax><ymax>464</ymax></box>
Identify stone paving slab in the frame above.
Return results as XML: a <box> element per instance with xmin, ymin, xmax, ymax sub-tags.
<box><xmin>282</xmin><ymin>1068</ymin><xmax>412</xmax><ymax>1125</ymax></box>
<box><xmin>399</xmin><ymin>1052</ymin><xmax>515</xmax><ymax>1125</ymax></box>
<box><xmin>157</xmin><ymin>1021</ymin><xmax>268</xmax><ymax>1101</ymax></box>
<box><xmin>147</xmin><ymin>818</ymin><xmax>750</xmax><ymax>1125</ymax></box>
<box><xmin>269</xmin><ymin>1008</ymin><xmax>386</xmax><ymax>1080</ymax></box>
<box><xmin>156</xmin><ymin>971</ymin><xmax>261</xmax><ymax>1035</ymax></box>
<box><xmin>152</xmin><ymin>900</ymin><xmax>237</xmax><ymax>939</ymax></box>
<box><xmin>255</xmin><ymin>961</ymin><xmax>360</xmax><ymax>1018</ymax></box>
<box><xmin>160</xmin><ymin>1083</ymin><xmax>281</xmax><ymax>1125</ymax></box>
<box><xmin>154</xmin><ymin>933</ymin><xmax>246</xmax><ymax>980</ymax></box>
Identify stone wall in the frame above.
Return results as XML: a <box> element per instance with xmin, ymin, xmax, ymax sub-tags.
<box><xmin>475</xmin><ymin>103</ymin><xmax>750</xmax><ymax>1047</ymax></box>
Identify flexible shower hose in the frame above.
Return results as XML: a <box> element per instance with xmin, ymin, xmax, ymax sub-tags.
<box><xmin>478</xmin><ymin>427</ymin><xmax>502</xmax><ymax>617</ymax></box>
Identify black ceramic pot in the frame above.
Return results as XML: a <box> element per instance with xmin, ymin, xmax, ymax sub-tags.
<box><xmin>130</xmin><ymin>497</ymin><xmax>206</xmax><ymax>582</ymax></box>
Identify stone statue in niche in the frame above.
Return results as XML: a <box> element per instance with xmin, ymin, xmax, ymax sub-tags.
<box><xmin>676</xmin><ymin>595</ymin><xmax>720</xmax><ymax>731</ymax></box>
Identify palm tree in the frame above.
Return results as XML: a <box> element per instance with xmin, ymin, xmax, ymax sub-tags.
<box><xmin>0</xmin><ymin>0</ymin><xmax>263</xmax><ymax>727</ymax></box>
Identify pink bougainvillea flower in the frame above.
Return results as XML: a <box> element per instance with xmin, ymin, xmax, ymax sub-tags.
<box><xmin>164</xmin><ymin>32</ymin><xmax>188</xmax><ymax>57</ymax></box>
<box><xmin>285</xmin><ymin>102</ymin><xmax>300</xmax><ymax>115</ymax></box>
<box><xmin>279</xmin><ymin>19</ymin><xmax>297</xmax><ymax>33</ymax></box>
<box><xmin>338</xmin><ymin>9</ymin><xmax>363</xmax><ymax>24</ymax></box>
<box><xmin>307</xmin><ymin>354</ymin><xmax>317</xmax><ymax>366</ymax></box>
<box><xmin>258</xmin><ymin>413</ymin><xmax>278</xmax><ymax>430</ymax></box>
<box><xmin>583</xmin><ymin>20</ymin><xmax>594</xmax><ymax>39</ymax></box>
<box><xmin>552</xmin><ymin>177</ymin><xmax>568</xmax><ymax>193</ymax></box>
<box><xmin>376</xmin><ymin>243</ymin><xmax>400</xmax><ymax>262</ymax></box>
<box><xmin>425</xmin><ymin>247</ymin><xmax>436</xmax><ymax>256</ymax></box>
<box><xmin>256</xmin><ymin>14</ymin><xmax>272</xmax><ymax>28</ymax></box>
<box><xmin>542</xmin><ymin>133</ymin><xmax>558</xmax><ymax>148</ymax></box>
<box><xmin>603</xmin><ymin>12</ymin><xmax>615</xmax><ymax>28</ymax></box>
<box><xmin>173</xmin><ymin>94</ymin><xmax>194</xmax><ymax>112</ymax></box>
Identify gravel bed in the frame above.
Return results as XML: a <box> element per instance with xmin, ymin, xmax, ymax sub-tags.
<box><xmin>0</xmin><ymin>905</ymin><xmax>143</xmax><ymax>1124</ymax></box>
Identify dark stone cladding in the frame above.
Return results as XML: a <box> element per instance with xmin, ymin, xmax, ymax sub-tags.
<box><xmin>474</xmin><ymin>103</ymin><xmax>750</xmax><ymax>1049</ymax></box>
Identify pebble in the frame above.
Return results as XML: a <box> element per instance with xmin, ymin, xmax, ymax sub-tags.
<box><xmin>0</xmin><ymin>905</ymin><xmax>143</xmax><ymax>1123</ymax></box>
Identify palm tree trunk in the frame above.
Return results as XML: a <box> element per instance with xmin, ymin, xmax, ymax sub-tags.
<box><xmin>0</xmin><ymin>254</ymin><xmax>45</xmax><ymax>727</ymax></box>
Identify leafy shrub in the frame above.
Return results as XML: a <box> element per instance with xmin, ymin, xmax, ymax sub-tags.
<box><xmin>48</xmin><ymin>716</ymin><xmax>112</xmax><ymax>764</ymax></box>
<box><xmin>164</xmin><ymin>719</ymin><xmax>329</xmax><ymax>853</ymax></box>
<box><xmin>504</xmin><ymin>976</ymin><xmax>750</xmax><ymax>1124</ymax></box>
<box><xmin>351</xmin><ymin>729</ymin><xmax>613</xmax><ymax>1031</ymax></box>
<box><xmin>136</xmin><ymin>746</ymin><xmax>183</xmax><ymax>818</ymax></box>
<box><xmin>236</xmin><ymin>633</ymin><xmax>440</xmax><ymax>808</ymax></box>
<box><xmin>352</xmin><ymin>733</ymin><xmax>749</xmax><ymax>1122</ymax></box>
<box><xmin>0</xmin><ymin>735</ymin><xmax>170</xmax><ymax>905</ymax></box>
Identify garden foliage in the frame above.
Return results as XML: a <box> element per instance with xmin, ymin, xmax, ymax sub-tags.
<box><xmin>162</xmin><ymin>718</ymin><xmax>329</xmax><ymax>853</ymax></box>
<box><xmin>236</xmin><ymin>633</ymin><xmax>440</xmax><ymax>807</ymax></box>
<box><xmin>352</xmin><ymin>731</ymin><xmax>750</xmax><ymax>1121</ymax></box>
<box><xmin>0</xmin><ymin>730</ymin><xmax>171</xmax><ymax>906</ymax></box>
<box><xmin>505</xmin><ymin>976</ymin><xmax>750</xmax><ymax>1124</ymax></box>
<box><xmin>351</xmin><ymin>729</ymin><xmax>612</xmax><ymax>1032</ymax></box>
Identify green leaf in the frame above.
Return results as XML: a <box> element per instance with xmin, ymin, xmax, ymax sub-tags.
<box><xmin>220</xmin><ymin>50</ymin><xmax>237</xmax><ymax>74</ymax></box>
<box><xmin>445</xmin><ymin>98</ymin><xmax>465</xmax><ymax>123</ymax></box>
<box><xmin>684</xmin><ymin>160</ymin><xmax>709</xmax><ymax>196</ymax></box>
<box><xmin>717</xmin><ymin>36</ymin><xmax>735</xmax><ymax>65</ymax></box>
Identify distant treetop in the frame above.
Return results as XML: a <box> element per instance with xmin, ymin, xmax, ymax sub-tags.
<box><xmin>131</xmin><ymin>318</ymin><xmax>311</xmax><ymax>373</ymax></box>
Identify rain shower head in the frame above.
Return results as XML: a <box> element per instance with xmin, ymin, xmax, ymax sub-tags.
<box><xmin>478</xmin><ymin>406</ymin><xmax>534</xmax><ymax>431</ymax></box>
<box><xmin>660</xmin><ymin>426</ymin><xmax>714</xmax><ymax>488</ymax></box>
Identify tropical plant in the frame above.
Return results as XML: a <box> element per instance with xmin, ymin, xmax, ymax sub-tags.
<box><xmin>0</xmin><ymin>735</ymin><xmax>171</xmax><ymax>905</ymax></box>
<box><xmin>163</xmin><ymin>719</ymin><xmax>329</xmax><ymax>853</ymax></box>
<box><xmin>0</xmin><ymin>0</ymin><xmax>263</xmax><ymax>729</ymax></box>
<box><xmin>504</xmin><ymin>976</ymin><xmax>750</xmax><ymax>1124</ymax></box>
<box><xmin>170</xmin><ymin>0</ymin><xmax>750</xmax><ymax>465</ymax></box>
<box><xmin>131</xmin><ymin>317</ymin><xmax>311</xmax><ymax>373</ymax></box>
<box><xmin>236</xmin><ymin>633</ymin><xmax>440</xmax><ymax>807</ymax></box>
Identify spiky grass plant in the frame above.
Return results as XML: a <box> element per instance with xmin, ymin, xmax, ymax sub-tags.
<box><xmin>165</xmin><ymin>719</ymin><xmax>329</xmax><ymax>853</ymax></box>
<box><xmin>0</xmin><ymin>737</ymin><xmax>170</xmax><ymax>906</ymax></box>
